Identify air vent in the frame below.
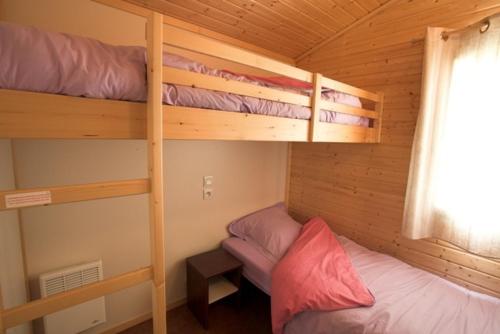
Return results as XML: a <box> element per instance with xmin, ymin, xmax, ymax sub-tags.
<box><xmin>40</xmin><ymin>260</ymin><xmax>103</xmax><ymax>297</ymax></box>
<box><xmin>39</xmin><ymin>260</ymin><xmax>106</xmax><ymax>334</ymax></box>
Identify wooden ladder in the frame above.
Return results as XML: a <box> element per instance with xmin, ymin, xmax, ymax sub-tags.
<box><xmin>0</xmin><ymin>13</ymin><xmax>167</xmax><ymax>334</ymax></box>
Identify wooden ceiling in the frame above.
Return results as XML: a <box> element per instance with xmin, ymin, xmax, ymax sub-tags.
<box><xmin>125</xmin><ymin>0</ymin><xmax>392</xmax><ymax>60</ymax></box>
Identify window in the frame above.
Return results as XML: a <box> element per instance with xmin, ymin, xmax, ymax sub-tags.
<box><xmin>403</xmin><ymin>15</ymin><xmax>500</xmax><ymax>257</ymax></box>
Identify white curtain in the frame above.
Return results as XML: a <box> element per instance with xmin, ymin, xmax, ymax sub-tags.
<box><xmin>403</xmin><ymin>15</ymin><xmax>500</xmax><ymax>257</ymax></box>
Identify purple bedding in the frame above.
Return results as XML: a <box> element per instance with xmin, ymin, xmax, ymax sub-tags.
<box><xmin>223</xmin><ymin>235</ymin><xmax>500</xmax><ymax>334</ymax></box>
<box><xmin>0</xmin><ymin>22</ymin><xmax>368</xmax><ymax>127</ymax></box>
<box><xmin>222</xmin><ymin>237</ymin><xmax>273</xmax><ymax>295</ymax></box>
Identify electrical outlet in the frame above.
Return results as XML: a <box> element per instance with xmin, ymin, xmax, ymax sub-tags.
<box><xmin>203</xmin><ymin>176</ymin><xmax>214</xmax><ymax>200</ymax></box>
<box><xmin>203</xmin><ymin>188</ymin><xmax>213</xmax><ymax>200</ymax></box>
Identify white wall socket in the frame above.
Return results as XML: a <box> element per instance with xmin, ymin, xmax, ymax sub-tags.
<box><xmin>203</xmin><ymin>176</ymin><xmax>214</xmax><ymax>200</ymax></box>
<box><xmin>203</xmin><ymin>188</ymin><xmax>213</xmax><ymax>200</ymax></box>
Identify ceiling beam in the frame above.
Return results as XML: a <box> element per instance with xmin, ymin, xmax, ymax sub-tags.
<box><xmin>295</xmin><ymin>0</ymin><xmax>400</xmax><ymax>63</ymax></box>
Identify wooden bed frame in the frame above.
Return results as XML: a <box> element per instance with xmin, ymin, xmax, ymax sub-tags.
<box><xmin>0</xmin><ymin>2</ymin><xmax>384</xmax><ymax>334</ymax></box>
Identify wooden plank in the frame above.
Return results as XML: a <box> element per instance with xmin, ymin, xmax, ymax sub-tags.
<box><xmin>1</xmin><ymin>267</ymin><xmax>153</xmax><ymax>329</ymax></box>
<box><xmin>0</xmin><ymin>90</ymin><xmax>311</xmax><ymax>142</ymax></box>
<box><xmin>130</xmin><ymin>0</ymin><xmax>303</xmax><ymax>57</ymax></box>
<box><xmin>162</xmin><ymin>24</ymin><xmax>313</xmax><ymax>83</ymax></box>
<box><xmin>374</xmin><ymin>92</ymin><xmax>384</xmax><ymax>142</ymax></box>
<box><xmin>401</xmin><ymin>238</ymin><xmax>500</xmax><ymax>278</ymax></box>
<box><xmin>320</xmin><ymin>101</ymin><xmax>380</xmax><ymax>119</ymax></box>
<box><xmin>0</xmin><ymin>287</ymin><xmax>4</xmax><ymax>334</ymax></box>
<box><xmin>404</xmin><ymin>258</ymin><xmax>500</xmax><ymax>298</ymax></box>
<box><xmin>163</xmin><ymin>106</ymin><xmax>309</xmax><ymax>142</ymax></box>
<box><xmin>313</xmin><ymin>122</ymin><xmax>378</xmax><ymax>143</ymax></box>
<box><xmin>295</xmin><ymin>0</ymin><xmax>399</xmax><ymax>62</ymax></box>
<box><xmin>197</xmin><ymin>0</ymin><xmax>323</xmax><ymax>47</ymax></box>
<box><xmin>163</xmin><ymin>0</ymin><xmax>306</xmax><ymax>55</ymax></box>
<box><xmin>163</xmin><ymin>67</ymin><xmax>311</xmax><ymax>107</ymax></box>
<box><xmin>0</xmin><ymin>89</ymin><xmax>146</xmax><ymax>139</ymax></box>
<box><xmin>284</xmin><ymin>143</ymin><xmax>292</xmax><ymax>208</ymax></box>
<box><xmin>92</xmin><ymin>0</ymin><xmax>295</xmax><ymax>64</ymax></box>
<box><xmin>321</xmin><ymin>76</ymin><xmax>380</xmax><ymax>102</ymax></box>
<box><xmin>309</xmin><ymin>73</ymin><xmax>322</xmax><ymax>141</ymax></box>
<box><xmin>146</xmin><ymin>12</ymin><xmax>167</xmax><ymax>334</ymax></box>
<box><xmin>0</xmin><ymin>179</ymin><xmax>150</xmax><ymax>211</ymax></box>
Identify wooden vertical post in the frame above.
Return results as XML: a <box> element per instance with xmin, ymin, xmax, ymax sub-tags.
<box><xmin>0</xmin><ymin>288</ymin><xmax>5</xmax><ymax>334</ymax></box>
<box><xmin>146</xmin><ymin>12</ymin><xmax>166</xmax><ymax>334</ymax></box>
<box><xmin>374</xmin><ymin>92</ymin><xmax>384</xmax><ymax>143</ymax></box>
<box><xmin>309</xmin><ymin>73</ymin><xmax>322</xmax><ymax>142</ymax></box>
<box><xmin>284</xmin><ymin>142</ymin><xmax>292</xmax><ymax>208</ymax></box>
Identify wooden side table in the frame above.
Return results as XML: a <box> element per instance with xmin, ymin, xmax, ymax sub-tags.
<box><xmin>186</xmin><ymin>248</ymin><xmax>243</xmax><ymax>329</ymax></box>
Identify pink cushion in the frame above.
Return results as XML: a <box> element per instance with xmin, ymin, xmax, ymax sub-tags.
<box><xmin>228</xmin><ymin>203</ymin><xmax>301</xmax><ymax>262</ymax></box>
<box><xmin>271</xmin><ymin>217</ymin><xmax>375</xmax><ymax>334</ymax></box>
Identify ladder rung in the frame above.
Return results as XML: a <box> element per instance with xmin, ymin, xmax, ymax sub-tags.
<box><xmin>0</xmin><ymin>178</ymin><xmax>150</xmax><ymax>211</ymax></box>
<box><xmin>1</xmin><ymin>266</ymin><xmax>153</xmax><ymax>329</ymax></box>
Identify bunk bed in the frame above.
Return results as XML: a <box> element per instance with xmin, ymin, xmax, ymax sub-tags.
<box><xmin>0</xmin><ymin>1</ymin><xmax>384</xmax><ymax>334</ymax></box>
<box><xmin>0</xmin><ymin>9</ymin><xmax>383</xmax><ymax>142</ymax></box>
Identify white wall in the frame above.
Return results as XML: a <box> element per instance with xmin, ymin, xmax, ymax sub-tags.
<box><xmin>2</xmin><ymin>0</ymin><xmax>288</xmax><ymax>332</ymax></box>
<box><xmin>0</xmin><ymin>140</ymin><xmax>31</xmax><ymax>334</ymax></box>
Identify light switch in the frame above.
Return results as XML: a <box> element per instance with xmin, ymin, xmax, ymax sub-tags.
<box><xmin>203</xmin><ymin>176</ymin><xmax>213</xmax><ymax>187</ymax></box>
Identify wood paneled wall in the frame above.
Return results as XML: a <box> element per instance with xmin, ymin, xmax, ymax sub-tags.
<box><xmin>291</xmin><ymin>0</ymin><xmax>500</xmax><ymax>297</ymax></box>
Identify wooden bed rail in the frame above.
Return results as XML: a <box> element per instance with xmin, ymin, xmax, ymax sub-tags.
<box><xmin>162</xmin><ymin>24</ymin><xmax>312</xmax><ymax>83</ymax></box>
<box><xmin>0</xmin><ymin>179</ymin><xmax>149</xmax><ymax>211</ymax></box>
<box><xmin>1</xmin><ymin>267</ymin><xmax>153</xmax><ymax>329</ymax></box>
<box><xmin>146</xmin><ymin>11</ymin><xmax>167</xmax><ymax>334</ymax></box>
<box><xmin>160</xmin><ymin>23</ymin><xmax>383</xmax><ymax>143</ymax></box>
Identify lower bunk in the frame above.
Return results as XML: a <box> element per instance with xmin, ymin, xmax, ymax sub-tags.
<box><xmin>222</xmin><ymin>205</ymin><xmax>500</xmax><ymax>334</ymax></box>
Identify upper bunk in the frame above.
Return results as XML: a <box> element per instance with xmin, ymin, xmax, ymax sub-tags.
<box><xmin>0</xmin><ymin>2</ymin><xmax>383</xmax><ymax>143</ymax></box>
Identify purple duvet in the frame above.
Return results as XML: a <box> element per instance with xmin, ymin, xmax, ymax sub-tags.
<box><xmin>0</xmin><ymin>22</ymin><xmax>368</xmax><ymax>126</ymax></box>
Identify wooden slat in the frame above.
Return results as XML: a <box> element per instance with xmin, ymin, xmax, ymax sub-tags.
<box><xmin>146</xmin><ymin>12</ymin><xmax>167</xmax><ymax>334</ymax></box>
<box><xmin>322</xmin><ymin>76</ymin><xmax>380</xmax><ymax>102</ymax></box>
<box><xmin>92</xmin><ymin>0</ymin><xmax>295</xmax><ymax>64</ymax></box>
<box><xmin>162</xmin><ymin>24</ymin><xmax>313</xmax><ymax>83</ymax></box>
<box><xmin>163</xmin><ymin>67</ymin><xmax>311</xmax><ymax>107</ymax></box>
<box><xmin>374</xmin><ymin>91</ymin><xmax>384</xmax><ymax>142</ymax></box>
<box><xmin>0</xmin><ymin>90</ymin><xmax>312</xmax><ymax>141</ymax></box>
<box><xmin>309</xmin><ymin>73</ymin><xmax>322</xmax><ymax>141</ymax></box>
<box><xmin>0</xmin><ymin>179</ymin><xmax>150</xmax><ymax>211</ymax></box>
<box><xmin>0</xmin><ymin>288</ymin><xmax>4</xmax><ymax>334</ymax></box>
<box><xmin>313</xmin><ymin>122</ymin><xmax>378</xmax><ymax>143</ymax></box>
<box><xmin>1</xmin><ymin>267</ymin><xmax>153</xmax><ymax>329</ymax></box>
<box><xmin>296</xmin><ymin>0</ymin><xmax>400</xmax><ymax>62</ymax></box>
<box><xmin>0</xmin><ymin>89</ymin><xmax>146</xmax><ymax>139</ymax></box>
<box><xmin>164</xmin><ymin>106</ymin><xmax>309</xmax><ymax>141</ymax></box>
<box><xmin>284</xmin><ymin>142</ymin><xmax>293</xmax><ymax>208</ymax></box>
<box><xmin>320</xmin><ymin>101</ymin><xmax>380</xmax><ymax>119</ymax></box>
<box><xmin>404</xmin><ymin>258</ymin><xmax>500</xmax><ymax>298</ymax></box>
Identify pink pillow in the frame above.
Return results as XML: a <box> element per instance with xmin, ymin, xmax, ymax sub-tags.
<box><xmin>271</xmin><ymin>217</ymin><xmax>375</xmax><ymax>334</ymax></box>
<box><xmin>228</xmin><ymin>203</ymin><xmax>301</xmax><ymax>262</ymax></box>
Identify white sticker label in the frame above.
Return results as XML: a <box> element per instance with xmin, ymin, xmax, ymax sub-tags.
<box><xmin>5</xmin><ymin>191</ymin><xmax>52</xmax><ymax>208</ymax></box>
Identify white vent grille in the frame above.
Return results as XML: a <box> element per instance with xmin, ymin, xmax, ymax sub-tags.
<box><xmin>39</xmin><ymin>260</ymin><xmax>106</xmax><ymax>334</ymax></box>
<box><xmin>40</xmin><ymin>260</ymin><xmax>103</xmax><ymax>297</ymax></box>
